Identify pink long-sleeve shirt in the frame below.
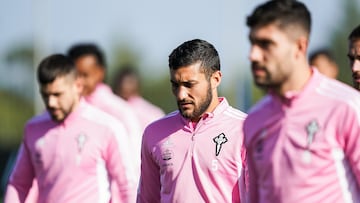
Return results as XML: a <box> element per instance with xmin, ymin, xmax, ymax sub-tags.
<box><xmin>5</xmin><ymin>100</ymin><xmax>137</xmax><ymax>203</ymax></box>
<box><xmin>85</xmin><ymin>83</ymin><xmax>142</xmax><ymax>177</ymax></box>
<box><xmin>137</xmin><ymin>98</ymin><xmax>247</xmax><ymax>203</ymax></box>
<box><xmin>244</xmin><ymin>68</ymin><xmax>360</xmax><ymax>203</ymax></box>
<box><xmin>127</xmin><ymin>96</ymin><xmax>165</xmax><ymax>131</ymax></box>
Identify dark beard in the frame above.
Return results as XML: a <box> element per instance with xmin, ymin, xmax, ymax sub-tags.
<box><xmin>179</xmin><ymin>85</ymin><xmax>212</xmax><ymax>120</ymax></box>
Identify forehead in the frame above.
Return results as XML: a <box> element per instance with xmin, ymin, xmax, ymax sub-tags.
<box><xmin>75</xmin><ymin>55</ymin><xmax>99</xmax><ymax>70</ymax></box>
<box><xmin>349</xmin><ymin>39</ymin><xmax>360</xmax><ymax>53</ymax></box>
<box><xmin>170</xmin><ymin>62</ymin><xmax>205</xmax><ymax>81</ymax></box>
<box><xmin>41</xmin><ymin>75</ymin><xmax>72</xmax><ymax>92</ymax></box>
<box><xmin>249</xmin><ymin>23</ymin><xmax>297</xmax><ymax>43</ymax></box>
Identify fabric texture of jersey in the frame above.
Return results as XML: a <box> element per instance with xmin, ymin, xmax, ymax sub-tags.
<box><xmin>5</xmin><ymin>100</ymin><xmax>137</xmax><ymax>203</ymax></box>
<box><xmin>244</xmin><ymin>68</ymin><xmax>360</xmax><ymax>203</ymax></box>
<box><xmin>85</xmin><ymin>83</ymin><xmax>142</xmax><ymax>178</ymax></box>
<box><xmin>137</xmin><ymin>97</ymin><xmax>247</xmax><ymax>203</ymax></box>
<box><xmin>127</xmin><ymin>95</ymin><xmax>165</xmax><ymax>131</ymax></box>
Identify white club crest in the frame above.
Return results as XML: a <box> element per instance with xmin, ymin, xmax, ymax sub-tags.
<box><xmin>213</xmin><ymin>133</ymin><xmax>228</xmax><ymax>156</ymax></box>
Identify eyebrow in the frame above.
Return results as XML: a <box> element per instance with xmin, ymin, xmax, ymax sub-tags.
<box><xmin>348</xmin><ymin>53</ymin><xmax>360</xmax><ymax>60</ymax></box>
<box><xmin>170</xmin><ymin>79</ymin><xmax>198</xmax><ymax>84</ymax></box>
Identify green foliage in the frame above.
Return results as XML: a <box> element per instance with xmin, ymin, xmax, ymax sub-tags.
<box><xmin>0</xmin><ymin>90</ymin><xmax>34</xmax><ymax>150</ymax></box>
<box><xmin>141</xmin><ymin>73</ymin><xmax>177</xmax><ymax>114</ymax></box>
<box><xmin>4</xmin><ymin>43</ymin><xmax>34</xmax><ymax>68</ymax></box>
<box><xmin>329</xmin><ymin>0</ymin><xmax>360</xmax><ymax>85</ymax></box>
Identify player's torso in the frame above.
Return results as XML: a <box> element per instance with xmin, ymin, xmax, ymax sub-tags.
<box><xmin>26</xmin><ymin>119</ymin><xmax>111</xmax><ymax>202</ymax></box>
<box><xmin>249</xmin><ymin>97</ymin><xmax>359</xmax><ymax>202</ymax></box>
<box><xmin>152</xmin><ymin>116</ymin><xmax>244</xmax><ymax>203</ymax></box>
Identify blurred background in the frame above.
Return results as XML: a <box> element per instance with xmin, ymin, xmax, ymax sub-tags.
<box><xmin>0</xmin><ymin>0</ymin><xmax>359</xmax><ymax>199</ymax></box>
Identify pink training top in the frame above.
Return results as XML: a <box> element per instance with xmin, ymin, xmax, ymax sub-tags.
<box><xmin>127</xmin><ymin>96</ymin><xmax>165</xmax><ymax>131</ymax></box>
<box><xmin>85</xmin><ymin>83</ymin><xmax>142</xmax><ymax>177</ymax></box>
<box><xmin>244</xmin><ymin>68</ymin><xmax>360</xmax><ymax>203</ymax></box>
<box><xmin>5</xmin><ymin>100</ymin><xmax>137</xmax><ymax>203</ymax></box>
<box><xmin>137</xmin><ymin>97</ymin><xmax>247</xmax><ymax>203</ymax></box>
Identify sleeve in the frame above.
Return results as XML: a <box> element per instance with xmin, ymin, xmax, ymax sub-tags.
<box><xmin>341</xmin><ymin>104</ymin><xmax>360</xmax><ymax>186</ymax></box>
<box><xmin>239</xmin><ymin>143</ymin><xmax>249</xmax><ymax>203</ymax></box>
<box><xmin>105</xmin><ymin>121</ymin><xmax>137</xmax><ymax>203</ymax></box>
<box><xmin>136</xmin><ymin>130</ymin><xmax>161</xmax><ymax>203</ymax></box>
<box><xmin>4</xmin><ymin>142</ymin><xmax>35</xmax><ymax>203</ymax></box>
<box><xmin>246</xmin><ymin>149</ymin><xmax>259</xmax><ymax>203</ymax></box>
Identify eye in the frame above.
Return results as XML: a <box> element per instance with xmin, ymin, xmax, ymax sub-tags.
<box><xmin>348</xmin><ymin>54</ymin><xmax>355</xmax><ymax>62</ymax></box>
<box><xmin>170</xmin><ymin>81</ymin><xmax>179</xmax><ymax>90</ymax></box>
<box><xmin>257</xmin><ymin>40</ymin><xmax>271</xmax><ymax>49</ymax></box>
<box><xmin>183</xmin><ymin>82</ymin><xmax>194</xmax><ymax>88</ymax></box>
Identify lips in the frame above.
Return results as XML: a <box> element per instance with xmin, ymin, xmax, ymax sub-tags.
<box><xmin>352</xmin><ymin>72</ymin><xmax>360</xmax><ymax>82</ymax></box>
<box><xmin>178</xmin><ymin>101</ymin><xmax>193</xmax><ymax>109</ymax></box>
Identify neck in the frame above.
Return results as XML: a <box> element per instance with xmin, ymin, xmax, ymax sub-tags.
<box><xmin>276</xmin><ymin>60</ymin><xmax>311</xmax><ymax>97</ymax></box>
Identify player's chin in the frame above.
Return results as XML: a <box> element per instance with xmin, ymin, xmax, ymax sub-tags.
<box><xmin>50</xmin><ymin>113</ymin><xmax>65</xmax><ymax>122</ymax></box>
<box><xmin>180</xmin><ymin>109</ymin><xmax>193</xmax><ymax>119</ymax></box>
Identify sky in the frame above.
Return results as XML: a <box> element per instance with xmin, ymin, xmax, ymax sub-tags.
<box><xmin>0</xmin><ymin>0</ymin><xmax>347</xmax><ymax>109</ymax></box>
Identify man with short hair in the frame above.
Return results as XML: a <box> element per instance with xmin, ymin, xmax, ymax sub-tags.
<box><xmin>348</xmin><ymin>24</ymin><xmax>360</xmax><ymax>90</ymax></box>
<box><xmin>5</xmin><ymin>54</ymin><xmax>136</xmax><ymax>203</ymax></box>
<box><xmin>137</xmin><ymin>39</ymin><xmax>247</xmax><ymax>203</ymax></box>
<box><xmin>309</xmin><ymin>48</ymin><xmax>339</xmax><ymax>79</ymax></box>
<box><xmin>244</xmin><ymin>1</ymin><xmax>360</xmax><ymax>202</ymax></box>
<box><xmin>113</xmin><ymin>67</ymin><xmax>165</xmax><ymax>131</ymax></box>
<box><xmin>67</xmin><ymin>44</ymin><xmax>142</xmax><ymax>177</ymax></box>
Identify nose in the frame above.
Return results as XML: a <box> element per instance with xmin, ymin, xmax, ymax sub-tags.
<box><xmin>175</xmin><ymin>86</ymin><xmax>188</xmax><ymax>101</ymax></box>
<box><xmin>47</xmin><ymin>95</ymin><xmax>57</xmax><ymax>108</ymax></box>
<box><xmin>352</xmin><ymin>59</ymin><xmax>360</xmax><ymax>73</ymax></box>
<box><xmin>249</xmin><ymin>45</ymin><xmax>262</xmax><ymax>62</ymax></box>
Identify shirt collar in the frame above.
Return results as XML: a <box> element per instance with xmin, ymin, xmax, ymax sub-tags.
<box><xmin>271</xmin><ymin>68</ymin><xmax>321</xmax><ymax>105</ymax></box>
<box><xmin>180</xmin><ymin>97</ymin><xmax>229</xmax><ymax>125</ymax></box>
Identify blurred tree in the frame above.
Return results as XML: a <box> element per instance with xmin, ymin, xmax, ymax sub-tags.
<box><xmin>108</xmin><ymin>41</ymin><xmax>142</xmax><ymax>82</ymax></box>
<box><xmin>109</xmin><ymin>42</ymin><xmax>176</xmax><ymax>113</ymax></box>
<box><xmin>5</xmin><ymin>43</ymin><xmax>34</xmax><ymax>69</ymax></box>
<box><xmin>329</xmin><ymin>0</ymin><xmax>360</xmax><ymax>84</ymax></box>
<box><xmin>0</xmin><ymin>90</ymin><xmax>34</xmax><ymax>150</ymax></box>
<box><xmin>141</xmin><ymin>73</ymin><xmax>176</xmax><ymax>114</ymax></box>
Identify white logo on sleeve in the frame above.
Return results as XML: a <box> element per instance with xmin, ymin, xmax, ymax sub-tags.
<box><xmin>213</xmin><ymin>133</ymin><xmax>228</xmax><ymax>156</ymax></box>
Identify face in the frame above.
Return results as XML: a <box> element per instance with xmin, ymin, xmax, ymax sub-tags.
<box><xmin>40</xmin><ymin>75</ymin><xmax>81</xmax><ymax>122</ymax></box>
<box><xmin>348</xmin><ymin>39</ymin><xmax>360</xmax><ymax>90</ymax></box>
<box><xmin>116</xmin><ymin>75</ymin><xmax>138</xmax><ymax>100</ymax></box>
<box><xmin>74</xmin><ymin>55</ymin><xmax>104</xmax><ymax>96</ymax></box>
<box><xmin>170</xmin><ymin>62</ymin><xmax>220</xmax><ymax>122</ymax></box>
<box><xmin>248</xmin><ymin>24</ymin><xmax>297</xmax><ymax>90</ymax></box>
<box><xmin>311</xmin><ymin>55</ymin><xmax>338</xmax><ymax>79</ymax></box>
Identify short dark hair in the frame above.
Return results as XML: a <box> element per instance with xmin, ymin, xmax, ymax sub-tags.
<box><xmin>168</xmin><ymin>39</ymin><xmax>220</xmax><ymax>79</ymax></box>
<box><xmin>309</xmin><ymin>49</ymin><xmax>335</xmax><ymax>64</ymax></box>
<box><xmin>67</xmin><ymin>43</ymin><xmax>106</xmax><ymax>68</ymax></box>
<box><xmin>112</xmin><ymin>65</ymin><xmax>140</xmax><ymax>89</ymax></box>
<box><xmin>246</xmin><ymin>0</ymin><xmax>311</xmax><ymax>36</ymax></box>
<box><xmin>37</xmin><ymin>54</ymin><xmax>76</xmax><ymax>85</ymax></box>
<box><xmin>349</xmin><ymin>24</ymin><xmax>360</xmax><ymax>41</ymax></box>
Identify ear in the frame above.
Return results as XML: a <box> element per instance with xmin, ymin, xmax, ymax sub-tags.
<box><xmin>295</xmin><ymin>36</ymin><xmax>309</xmax><ymax>59</ymax></box>
<box><xmin>210</xmin><ymin>70</ymin><xmax>222</xmax><ymax>89</ymax></box>
<box><xmin>74</xmin><ymin>77</ymin><xmax>84</xmax><ymax>95</ymax></box>
<box><xmin>98</xmin><ymin>68</ymin><xmax>106</xmax><ymax>82</ymax></box>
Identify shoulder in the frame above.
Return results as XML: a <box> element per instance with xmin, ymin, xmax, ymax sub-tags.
<box><xmin>25</xmin><ymin>112</ymin><xmax>52</xmax><ymax>129</ymax></box>
<box><xmin>223</xmin><ymin>105</ymin><xmax>247</xmax><ymax>121</ymax></box>
<box><xmin>246</xmin><ymin>95</ymin><xmax>273</xmax><ymax>119</ymax></box>
<box><xmin>81</xmin><ymin>104</ymin><xmax>126</xmax><ymax>132</ymax></box>
<box><xmin>144</xmin><ymin>111</ymin><xmax>179</xmax><ymax>130</ymax></box>
<box><xmin>142</xmin><ymin>111</ymin><xmax>180</xmax><ymax>139</ymax></box>
<box><xmin>315</xmin><ymin>78</ymin><xmax>360</xmax><ymax>115</ymax></box>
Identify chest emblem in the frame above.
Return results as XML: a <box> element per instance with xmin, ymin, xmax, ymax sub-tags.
<box><xmin>306</xmin><ymin>120</ymin><xmax>319</xmax><ymax>148</ymax></box>
<box><xmin>302</xmin><ymin>119</ymin><xmax>319</xmax><ymax>163</ymax></box>
<box><xmin>213</xmin><ymin>133</ymin><xmax>228</xmax><ymax>156</ymax></box>
<box><xmin>76</xmin><ymin>133</ymin><xmax>87</xmax><ymax>153</ymax></box>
